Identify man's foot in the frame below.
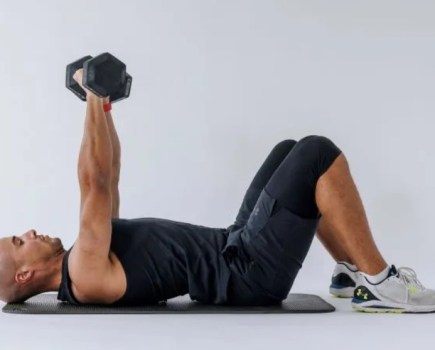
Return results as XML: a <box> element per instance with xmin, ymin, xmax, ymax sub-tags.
<box><xmin>352</xmin><ymin>265</ymin><xmax>435</xmax><ymax>313</ymax></box>
<box><xmin>329</xmin><ymin>262</ymin><xmax>358</xmax><ymax>298</ymax></box>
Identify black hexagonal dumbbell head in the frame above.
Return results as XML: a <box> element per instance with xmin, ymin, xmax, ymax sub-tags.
<box><xmin>108</xmin><ymin>73</ymin><xmax>133</xmax><ymax>103</ymax></box>
<box><xmin>65</xmin><ymin>55</ymin><xmax>93</xmax><ymax>101</ymax></box>
<box><xmin>83</xmin><ymin>52</ymin><xmax>129</xmax><ymax>101</ymax></box>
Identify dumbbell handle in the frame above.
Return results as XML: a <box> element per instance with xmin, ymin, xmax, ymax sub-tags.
<box><xmin>66</xmin><ymin>53</ymin><xmax>132</xmax><ymax>103</ymax></box>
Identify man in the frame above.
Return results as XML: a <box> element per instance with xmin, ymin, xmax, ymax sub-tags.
<box><xmin>0</xmin><ymin>69</ymin><xmax>434</xmax><ymax>313</ymax></box>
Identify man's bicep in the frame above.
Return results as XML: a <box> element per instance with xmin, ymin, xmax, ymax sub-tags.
<box><xmin>77</xmin><ymin>186</ymin><xmax>113</xmax><ymax>259</ymax></box>
<box><xmin>110</xmin><ymin>182</ymin><xmax>120</xmax><ymax>219</ymax></box>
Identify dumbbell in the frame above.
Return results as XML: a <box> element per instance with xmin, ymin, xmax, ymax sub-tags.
<box><xmin>66</xmin><ymin>52</ymin><xmax>132</xmax><ymax>102</ymax></box>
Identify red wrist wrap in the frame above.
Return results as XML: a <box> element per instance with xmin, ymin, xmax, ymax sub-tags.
<box><xmin>103</xmin><ymin>103</ymin><xmax>112</xmax><ymax>112</ymax></box>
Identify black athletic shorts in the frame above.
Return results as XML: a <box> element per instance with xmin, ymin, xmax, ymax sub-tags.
<box><xmin>222</xmin><ymin>135</ymin><xmax>342</xmax><ymax>305</ymax></box>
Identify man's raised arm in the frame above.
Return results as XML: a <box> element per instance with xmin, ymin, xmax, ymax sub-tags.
<box><xmin>68</xmin><ymin>69</ymin><xmax>127</xmax><ymax>304</ymax></box>
<box><xmin>74</xmin><ymin>68</ymin><xmax>113</xmax><ymax>261</ymax></box>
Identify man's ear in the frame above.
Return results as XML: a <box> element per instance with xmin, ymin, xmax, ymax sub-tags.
<box><xmin>15</xmin><ymin>270</ymin><xmax>34</xmax><ymax>285</ymax></box>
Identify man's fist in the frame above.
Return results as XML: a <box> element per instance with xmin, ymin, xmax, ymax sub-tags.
<box><xmin>73</xmin><ymin>69</ymin><xmax>92</xmax><ymax>96</ymax></box>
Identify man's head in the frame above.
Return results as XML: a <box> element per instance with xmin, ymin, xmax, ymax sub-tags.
<box><xmin>0</xmin><ymin>229</ymin><xmax>65</xmax><ymax>303</ymax></box>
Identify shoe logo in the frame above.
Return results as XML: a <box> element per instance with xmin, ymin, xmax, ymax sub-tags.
<box><xmin>408</xmin><ymin>286</ymin><xmax>418</xmax><ymax>294</ymax></box>
<box><xmin>356</xmin><ymin>288</ymin><xmax>369</xmax><ymax>300</ymax></box>
<box><xmin>253</xmin><ymin>207</ymin><xmax>259</xmax><ymax>216</ymax></box>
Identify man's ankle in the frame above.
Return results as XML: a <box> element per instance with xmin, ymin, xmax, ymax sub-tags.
<box><xmin>338</xmin><ymin>261</ymin><xmax>358</xmax><ymax>272</ymax></box>
<box><xmin>361</xmin><ymin>265</ymin><xmax>391</xmax><ymax>284</ymax></box>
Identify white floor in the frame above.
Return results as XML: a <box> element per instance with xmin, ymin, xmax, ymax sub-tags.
<box><xmin>1</xmin><ymin>286</ymin><xmax>434</xmax><ymax>350</ymax></box>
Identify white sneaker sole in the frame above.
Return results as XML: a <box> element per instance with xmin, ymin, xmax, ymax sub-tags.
<box><xmin>352</xmin><ymin>299</ymin><xmax>435</xmax><ymax>314</ymax></box>
<box><xmin>330</xmin><ymin>286</ymin><xmax>354</xmax><ymax>298</ymax></box>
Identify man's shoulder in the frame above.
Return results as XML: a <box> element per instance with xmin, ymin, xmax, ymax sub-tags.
<box><xmin>67</xmin><ymin>244</ymin><xmax>127</xmax><ymax>304</ymax></box>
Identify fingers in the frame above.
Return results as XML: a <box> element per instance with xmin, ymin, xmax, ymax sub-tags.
<box><xmin>73</xmin><ymin>68</ymin><xmax>84</xmax><ymax>85</ymax></box>
<box><xmin>72</xmin><ymin>69</ymin><xmax>92</xmax><ymax>97</ymax></box>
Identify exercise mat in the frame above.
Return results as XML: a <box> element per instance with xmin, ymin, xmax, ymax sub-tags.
<box><xmin>3</xmin><ymin>293</ymin><xmax>335</xmax><ymax>314</ymax></box>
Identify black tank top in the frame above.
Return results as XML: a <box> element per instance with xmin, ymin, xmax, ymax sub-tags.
<box><xmin>57</xmin><ymin>217</ymin><xmax>232</xmax><ymax>305</ymax></box>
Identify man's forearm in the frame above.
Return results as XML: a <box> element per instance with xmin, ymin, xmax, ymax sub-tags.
<box><xmin>105</xmin><ymin>110</ymin><xmax>121</xmax><ymax>179</ymax></box>
<box><xmin>78</xmin><ymin>96</ymin><xmax>113</xmax><ymax>188</ymax></box>
<box><xmin>105</xmin><ymin>110</ymin><xmax>120</xmax><ymax>218</ymax></box>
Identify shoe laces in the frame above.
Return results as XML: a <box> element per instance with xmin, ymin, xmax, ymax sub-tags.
<box><xmin>396</xmin><ymin>267</ymin><xmax>425</xmax><ymax>291</ymax></box>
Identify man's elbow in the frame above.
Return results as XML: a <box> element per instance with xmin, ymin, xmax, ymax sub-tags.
<box><xmin>79</xmin><ymin>171</ymin><xmax>112</xmax><ymax>191</ymax></box>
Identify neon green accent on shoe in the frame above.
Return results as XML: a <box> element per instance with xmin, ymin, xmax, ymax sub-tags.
<box><xmin>356</xmin><ymin>288</ymin><xmax>369</xmax><ymax>300</ymax></box>
<box><xmin>408</xmin><ymin>286</ymin><xmax>419</xmax><ymax>294</ymax></box>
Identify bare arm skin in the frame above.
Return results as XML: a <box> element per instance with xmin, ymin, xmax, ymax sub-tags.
<box><xmin>105</xmin><ymin>109</ymin><xmax>121</xmax><ymax>218</ymax></box>
<box><xmin>76</xmin><ymin>102</ymin><xmax>120</xmax><ymax>218</ymax></box>
<box><xmin>69</xmin><ymin>70</ymin><xmax>126</xmax><ymax>303</ymax></box>
<box><xmin>76</xmin><ymin>94</ymin><xmax>113</xmax><ymax>248</ymax></box>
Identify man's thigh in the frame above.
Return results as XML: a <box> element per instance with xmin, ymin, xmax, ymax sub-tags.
<box><xmin>228</xmin><ymin>189</ymin><xmax>319</xmax><ymax>303</ymax></box>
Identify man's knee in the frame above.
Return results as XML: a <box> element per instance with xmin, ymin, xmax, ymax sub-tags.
<box><xmin>297</xmin><ymin>135</ymin><xmax>343</xmax><ymax>176</ymax></box>
<box><xmin>298</xmin><ymin>135</ymin><xmax>341</xmax><ymax>155</ymax></box>
<box><xmin>273</xmin><ymin>139</ymin><xmax>297</xmax><ymax>152</ymax></box>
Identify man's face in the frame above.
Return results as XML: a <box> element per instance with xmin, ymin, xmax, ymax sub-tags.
<box><xmin>0</xmin><ymin>229</ymin><xmax>64</xmax><ymax>271</ymax></box>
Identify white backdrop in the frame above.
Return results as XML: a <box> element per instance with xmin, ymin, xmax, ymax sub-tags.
<box><xmin>0</xmin><ymin>0</ymin><xmax>434</xmax><ymax>293</ymax></box>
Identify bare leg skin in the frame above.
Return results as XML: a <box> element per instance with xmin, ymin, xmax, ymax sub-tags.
<box><xmin>315</xmin><ymin>153</ymin><xmax>387</xmax><ymax>275</ymax></box>
<box><xmin>316</xmin><ymin>217</ymin><xmax>354</xmax><ymax>264</ymax></box>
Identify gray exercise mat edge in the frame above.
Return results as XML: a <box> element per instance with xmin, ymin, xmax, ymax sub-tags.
<box><xmin>2</xmin><ymin>293</ymin><xmax>335</xmax><ymax>314</ymax></box>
